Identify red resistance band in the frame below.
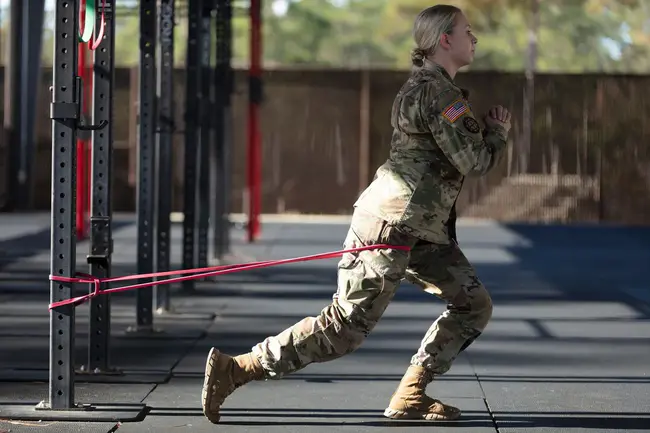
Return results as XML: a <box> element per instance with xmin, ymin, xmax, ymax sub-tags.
<box><xmin>49</xmin><ymin>244</ymin><xmax>410</xmax><ymax>310</ymax></box>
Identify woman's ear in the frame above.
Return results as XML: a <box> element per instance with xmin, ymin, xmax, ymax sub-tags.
<box><xmin>439</xmin><ymin>33</ymin><xmax>451</xmax><ymax>50</ymax></box>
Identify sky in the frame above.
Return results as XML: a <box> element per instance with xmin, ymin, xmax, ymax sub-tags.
<box><xmin>272</xmin><ymin>0</ymin><xmax>348</xmax><ymax>15</ymax></box>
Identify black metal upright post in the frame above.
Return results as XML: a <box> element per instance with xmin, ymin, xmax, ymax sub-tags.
<box><xmin>0</xmin><ymin>0</ymin><xmax>143</xmax><ymax>421</ymax></box>
<box><xmin>135</xmin><ymin>0</ymin><xmax>158</xmax><ymax>330</ymax></box>
<box><xmin>197</xmin><ymin>0</ymin><xmax>213</xmax><ymax>269</ymax></box>
<box><xmin>182</xmin><ymin>0</ymin><xmax>203</xmax><ymax>291</ymax></box>
<box><xmin>211</xmin><ymin>0</ymin><xmax>233</xmax><ymax>260</ymax></box>
<box><xmin>86</xmin><ymin>0</ymin><xmax>117</xmax><ymax>374</ymax></box>
<box><xmin>48</xmin><ymin>0</ymin><xmax>79</xmax><ymax>410</ymax></box>
<box><xmin>154</xmin><ymin>0</ymin><xmax>175</xmax><ymax>313</ymax></box>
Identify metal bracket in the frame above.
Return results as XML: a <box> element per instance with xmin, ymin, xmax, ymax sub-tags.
<box><xmin>76</xmin><ymin>75</ymin><xmax>108</xmax><ymax>130</ymax></box>
<box><xmin>50</xmin><ymin>77</ymin><xmax>108</xmax><ymax>131</ymax></box>
<box><xmin>156</xmin><ymin>113</ymin><xmax>178</xmax><ymax>134</ymax></box>
<box><xmin>87</xmin><ymin>216</ymin><xmax>113</xmax><ymax>268</ymax></box>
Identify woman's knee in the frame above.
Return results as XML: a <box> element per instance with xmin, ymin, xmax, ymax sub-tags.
<box><xmin>295</xmin><ymin>301</ymin><xmax>373</xmax><ymax>361</ymax></box>
<box><xmin>469</xmin><ymin>285</ymin><xmax>493</xmax><ymax>331</ymax></box>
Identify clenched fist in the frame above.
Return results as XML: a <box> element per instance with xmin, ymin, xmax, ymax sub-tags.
<box><xmin>484</xmin><ymin>105</ymin><xmax>511</xmax><ymax>133</ymax></box>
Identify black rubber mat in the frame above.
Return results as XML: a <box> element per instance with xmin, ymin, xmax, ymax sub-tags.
<box><xmin>1</xmin><ymin>214</ymin><xmax>649</xmax><ymax>432</ymax></box>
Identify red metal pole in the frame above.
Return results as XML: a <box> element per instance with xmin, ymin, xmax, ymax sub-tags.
<box><xmin>247</xmin><ymin>0</ymin><xmax>262</xmax><ymax>242</ymax></box>
<box><xmin>86</xmin><ymin>47</ymin><xmax>93</xmax><ymax>229</ymax></box>
<box><xmin>76</xmin><ymin>40</ymin><xmax>87</xmax><ymax>240</ymax></box>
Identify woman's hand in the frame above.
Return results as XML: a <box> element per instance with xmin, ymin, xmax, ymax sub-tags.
<box><xmin>484</xmin><ymin>105</ymin><xmax>511</xmax><ymax>132</ymax></box>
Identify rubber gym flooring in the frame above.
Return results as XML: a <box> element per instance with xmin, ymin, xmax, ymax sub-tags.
<box><xmin>0</xmin><ymin>213</ymin><xmax>648</xmax><ymax>432</ymax></box>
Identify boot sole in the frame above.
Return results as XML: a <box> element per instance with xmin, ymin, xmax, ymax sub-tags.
<box><xmin>383</xmin><ymin>407</ymin><xmax>461</xmax><ymax>421</ymax></box>
<box><xmin>201</xmin><ymin>347</ymin><xmax>221</xmax><ymax>424</ymax></box>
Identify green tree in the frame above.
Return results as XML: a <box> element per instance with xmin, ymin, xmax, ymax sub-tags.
<box><xmin>604</xmin><ymin>0</ymin><xmax>650</xmax><ymax>73</ymax></box>
<box><xmin>29</xmin><ymin>0</ymin><xmax>648</xmax><ymax>73</ymax></box>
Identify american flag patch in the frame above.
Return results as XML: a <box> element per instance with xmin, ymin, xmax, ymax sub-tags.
<box><xmin>442</xmin><ymin>100</ymin><xmax>469</xmax><ymax>123</ymax></box>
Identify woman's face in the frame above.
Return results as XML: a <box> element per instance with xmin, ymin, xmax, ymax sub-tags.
<box><xmin>445</xmin><ymin>12</ymin><xmax>478</xmax><ymax>67</ymax></box>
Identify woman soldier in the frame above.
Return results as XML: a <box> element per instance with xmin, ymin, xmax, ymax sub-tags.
<box><xmin>201</xmin><ymin>4</ymin><xmax>511</xmax><ymax>423</ymax></box>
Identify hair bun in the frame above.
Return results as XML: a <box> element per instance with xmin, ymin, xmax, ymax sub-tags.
<box><xmin>411</xmin><ymin>48</ymin><xmax>426</xmax><ymax>67</ymax></box>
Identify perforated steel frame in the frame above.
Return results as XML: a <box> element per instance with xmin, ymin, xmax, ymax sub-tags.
<box><xmin>182</xmin><ymin>0</ymin><xmax>203</xmax><ymax>291</ymax></box>
<box><xmin>211</xmin><ymin>0</ymin><xmax>233</xmax><ymax>260</ymax></box>
<box><xmin>49</xmin><ymin>0</ymin><xmax>79</xmax><ymax>409</ymax></box>
<box><xmin>86</xmin><ymin>0</ymin><xmax>116</xmax><ymax>373</ymax></box>
<box><xmin>197</xmin><ymin>0</ymin><xmax>213</xmax><ymax>269</ymax></box>
<box><xmin>0</xmin><ymin>0</ymin><xmax>146</xmax><ymax>420</ymax></box>
<box><xmin>154</xmin><ymin>0</ymin><xmax>176</xmax><ymax>312</ymax></box>
<box><xmin>135</xmin><ymin>0</ymin><xmax>158</xmax><ymax>328</ymax></box>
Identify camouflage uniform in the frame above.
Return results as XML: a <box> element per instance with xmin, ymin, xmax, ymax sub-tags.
<box><xmin>251</xmin><ymin>63</ymin><xmax>509</xmax><ymax>378</ymax></box>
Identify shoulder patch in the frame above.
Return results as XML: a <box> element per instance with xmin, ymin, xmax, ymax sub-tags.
<box><xmin>463</xmin><ymin>117</ymin><xmax>480</xmax><ymax>133</ymax></box>
<box><xmin>442</xmin><ymin>99</ymin><xmax>469</xmax><ymax>123</ymax></box>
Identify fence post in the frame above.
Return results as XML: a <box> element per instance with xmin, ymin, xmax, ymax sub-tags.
<box><xmin>358</xmin><ymin>69</ymin><xmax>370</xmax><ymax>193</ymax></box>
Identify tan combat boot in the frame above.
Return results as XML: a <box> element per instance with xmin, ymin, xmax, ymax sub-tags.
<box><xmin>201</xmin><ymin>348</ymin><xmax>265</xmax><ymax>423</ymax></box>
<box><xmin>384</xmin><ymin>365</ymin><xmax>461</xmax><ymax>420</ymax></box>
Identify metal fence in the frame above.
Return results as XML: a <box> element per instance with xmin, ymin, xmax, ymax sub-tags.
<box><xmin>7</xmin><ymin>67</ymin><xmax>650</xmax><ymax>225</ymax></box>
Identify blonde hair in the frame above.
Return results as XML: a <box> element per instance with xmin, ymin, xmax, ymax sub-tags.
<box><xmin>411</xmin><ymin>5</ymin><xmax>461</xmax><ymax>67</ymax></box>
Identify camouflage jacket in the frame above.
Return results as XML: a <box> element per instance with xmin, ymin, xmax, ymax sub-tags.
<box><xmin>354</xmin><ymin>63</ymin><xmax>509</xmax><ymax>244</ymax></box>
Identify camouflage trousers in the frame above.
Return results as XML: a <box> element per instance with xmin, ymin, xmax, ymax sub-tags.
<box><xmin>251</xmin><ymin>208</ymin><xmax>493</xmax><ymax>379</ymax></box>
